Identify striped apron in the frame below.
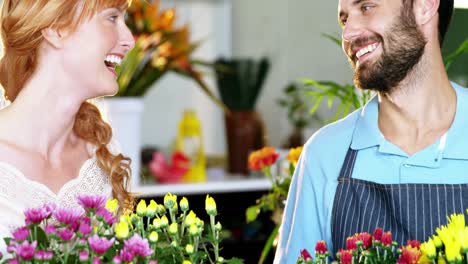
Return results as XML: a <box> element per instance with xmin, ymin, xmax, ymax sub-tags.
<box><xmin>331</xmin><ymin>147</ymin><xmax>468</xmax><ymax>252</ymax></box>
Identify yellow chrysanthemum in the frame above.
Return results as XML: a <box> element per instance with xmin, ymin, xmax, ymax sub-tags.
<box><xmin>205</xmin><ymin>195</ymin><xmax>217</xmax><ymax>215</ymax></box>
<box><xmin>185</xmin><ymin>211</ymin><xmax>197</xmax><ymax>226</ymax></box>
<box><xmin>180</xmin><ymin>197</ymin><xmax>189</xmax><ymax>212</ymax></box>
<box><xmin>136</xmin><ymin>200</ymin><xmax>147</xmax><ymax>217</ymax></box>
<box><xmin>115</xmin><ymin>221</ymin><xmax>129</xmax><ymax>239</ymax></box>
<box><xmin>105</xmin><ymin>199</ymin><xmax>118</xmax><ymax>215</ymax></box>
<box><xmin>146</xmin><ymin>200</ymin><xmax>158</xmax><ymax>217</ymax></box>
<box><xmin>286</xmin><ymin>146</ymin><xmax>303</xmax><ymax>165</ymax></box>
<box><xmin>420</xmin><ymin>239</ymin><xmax>436</xmax><ymax>259</ymax></box>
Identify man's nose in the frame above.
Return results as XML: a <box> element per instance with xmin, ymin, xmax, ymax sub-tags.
<box><xmin>342</xmin><ymin>17</ymin><xmax>365</xmax><ymax>43</ymax></box>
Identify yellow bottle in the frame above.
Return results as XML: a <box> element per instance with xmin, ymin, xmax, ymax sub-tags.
<box><xmin>175</xmin><ymin>109</ymin><xmax>206</xmax><ymax>182</ymax></box>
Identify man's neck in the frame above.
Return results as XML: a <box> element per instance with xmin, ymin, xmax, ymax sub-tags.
<box><xmin>377</xmin><ymin>47</ymin><xmax>456</xmax><ymax>155</ymax></box>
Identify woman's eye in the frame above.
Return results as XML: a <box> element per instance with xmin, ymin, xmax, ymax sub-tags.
<box><xmin>109</xmin><ymin>15</ymin><xmax>119</xmax><ymax>22</ymax></box>
<box><xmin>361</xmin><ymin>5</ymin><xmax>374</xmax><ymax>12</ymax></box>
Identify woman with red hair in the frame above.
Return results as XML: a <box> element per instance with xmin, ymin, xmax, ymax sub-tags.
<box><xmin>0</xmin><ymin>0</ymin><xmax>135</xmax><ymax>251</ymax></box>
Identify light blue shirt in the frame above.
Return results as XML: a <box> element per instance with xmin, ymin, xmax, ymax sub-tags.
<box><xmin>273</xmin><ymin>82</ymin><xmax>468</xmax><ymax>264</ymax></box>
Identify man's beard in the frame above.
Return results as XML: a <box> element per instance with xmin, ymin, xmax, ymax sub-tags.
<box><xmin>350</xmin><ymin>9</ymin><xmax>427</xmax><ymax>93</ymax></box>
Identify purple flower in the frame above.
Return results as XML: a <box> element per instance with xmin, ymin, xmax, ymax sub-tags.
<box><xmin>44</xmin><ymin>203</ymin><xmax>57</xmax><ymax>216</ymax></box>
<box><xmin>8</xmin><ymin>259</ymin><xmax>19</xmax><ymax>264</ymax></box>
<box><xmin>120</xmin><ymin>248</ymin><xmax>135</xmax><ymax>262</ymax></box>
<box><xmin>77</xmin><ymin>195</ymin><xmax>107</xmax><ymax>211</ymax></box>
<box><xmin>96</xmin><ymin>208</ymin><xmax>116</xmax><ymax>225</ymax></box>
<box><xmin>54</xmin><ymin>208</ymin><xmax>83</xmax><ymax>228</ymax></box>
<box><xmin>123</xmin><ymin>234</ymin><xmax>153</xmax><ymax>257</ymax></box>
<box><xmin>57</xmin><ymin>228</ymin><xmax>74</xmax><ymax>241</ymax></box>
<box><xmin>35</xmin><ymin>250</ymin><xmax>45</xmax><ymax>260</ymax></box>
<box><xmin>79</xmin><ymin>217</ymin><xmax>92</xmax><ymax>235</ymax></box>
<box><xmin>93</xmin><ymin>257</ymin><xmax>101</xmax><ymax>264</ymax></box>
<box><xmin>16</xmin><ymin>240</ymin><xmax>37</xmax><ymax>260</ymax></box>
<box><xmin>113</xmin><ymin>255</ymin><xmax>122</xmax><ymax>264</ymax></box>
<box><xmin>88</xmin><ymin>234</ymin><xmax>114</xmax><ymax>255</ymax></box>
<box><xmin>79</xmin><ymin>251</ymin><xmax>89</xmax><ymax>261</ymax></box>
<box><xmin>45</xmin><ymin>225</ymin><xmax>56</xmax><ymax>235</ymax></box>
<box><xmin>43</xmin><ymin>251</ymin><xmax>53</xmax><ymax>260</ymax></box>
<box><xmin>12</xmin><ymin>226</ymin><xmax>29</xmax><ymax>241</ymax></box>
<box><xmin>149</xmin><ymin>261</ymin><xmax>158</xmax><ymax>264</ymax></box>
<box><xmin>24</xmin><ymin>207</ymin><xmax>49</xmax><ymax>224</ymax></box>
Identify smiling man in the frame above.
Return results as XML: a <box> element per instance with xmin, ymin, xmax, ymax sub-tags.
<box><xmin>273</xmin><ymin>0</ymin><xmax>468</xmax><ymax>262</ymax></box>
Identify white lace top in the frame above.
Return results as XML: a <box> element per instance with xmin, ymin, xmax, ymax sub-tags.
<box><xmin>0</xmin><ymin>89</ymin><xmax>114</xmax><ymax>252</ymax></box>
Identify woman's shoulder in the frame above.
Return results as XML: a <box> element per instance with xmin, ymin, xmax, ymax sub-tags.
<box><xmin>0</xmin><ymin>88</ymin><xmax>10</xmax><ymax>110</ymax></box>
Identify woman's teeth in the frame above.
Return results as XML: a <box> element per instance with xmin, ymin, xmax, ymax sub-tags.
<box><xmin>104</xmin><ymin>55</ymin><xmax>122</xmax><ymax>67</ymax></box>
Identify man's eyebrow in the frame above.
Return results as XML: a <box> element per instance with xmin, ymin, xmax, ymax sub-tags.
<box><xmin>338</xmin><ymin>0</ymin><xmax>371</xmax><ymax>25</ymax></box>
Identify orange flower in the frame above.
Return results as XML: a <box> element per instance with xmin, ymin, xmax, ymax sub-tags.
<box><xmin>248</xmin><ymin>147</ymin><xmax>280</xmax><ymax>171</ymax></box>
<box><xmin>286</xmin><ymin>146</ymin><xmax>303</xmax><ymax>165</ymax></box>
<box><xmin>397</xmin><ymin>245</ymin><xmax>421</xmax><ymax>264</ymax></box>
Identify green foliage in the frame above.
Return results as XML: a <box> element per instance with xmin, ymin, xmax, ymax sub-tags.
<box><xmin>444</xmin><ymin>39</ymin><xmax>468</xmax><ymax>71</ymax></box>
<box><xmin>214</xmin><ymin>57</ymin><xmax>271</xmax><ymax>111</ymax></box>
<box><xmin>277</xmin><ymin>82</ymin><xmax>322</xmax><ymax>129</ymax></box>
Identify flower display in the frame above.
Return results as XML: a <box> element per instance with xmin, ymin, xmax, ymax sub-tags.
<box><xmin>246</xmin><ymin>146</ymin><xmax>303</xmax><ymax>263</ymax></box>
<box><xmin>148</xmin><ymin>151</ymin><xmax>190</xmax><ymax>183</ymax></box>
<box><xmin>296</xmin><ymin>210</ymin><xmax>468</xmax><ymax>264</ymax></box>
<box><xmin>116</xmin><ymin>0</ymin><xmax>225</xmax><ymax>110</ymax></box>
<box><xmin>0</xmin><ymin>193</ymin><xmax>241</xmax><ymax>264</ymax></box>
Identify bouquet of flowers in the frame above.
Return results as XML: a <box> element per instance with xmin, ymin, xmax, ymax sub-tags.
<box><xmin>245</xmin><ymin>146</ymin><xmax>303</xmax><ymax>263</ymax></box>
<box><xmin>116</xmin><ymin>0</ymin><xmax>225</xmax><ymax>110</ymax></box>
<box><xmin>297</xmin><ymin>211</ymin><xmax>468</xmax><ymax>264</ymax></box>
<box><xmin>1</xmin><ymin>193</ymin><xmax>242</xmax><ymax>264</ymax></box>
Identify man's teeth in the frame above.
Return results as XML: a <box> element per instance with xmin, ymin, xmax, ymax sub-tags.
<box><xmin>356</xmin><ymin>43</ymin><xmax>378</xmax><ymax>59</ymax></box>
<box><xmin>104</xmin><ymin>55</ymin><xmax>122</xmax><ymax>66</ymax></box>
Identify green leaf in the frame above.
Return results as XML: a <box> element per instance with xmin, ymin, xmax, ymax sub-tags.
<box><xmin>225</xmin><ymin>257</ymin><xmax>245</xmax><ymax>264</ymax></box>
<box><xmin>321</xmin><ymin>33</ymin><xmax>342</xmax><ymax>47</ymax></box>
<box><xmin>444</xmin><ymin>39</ymin><xmax>468</xmax><ymax>70</ymax></box>
<box><xmin>258</xmin><ymin>225</ymin><xmax>280</xmax><ymax>264</ymax></box>
<box><xmin>245</xmin><ymin>205</ymin><xmax>261</xmax><ymax>223</ymax></box>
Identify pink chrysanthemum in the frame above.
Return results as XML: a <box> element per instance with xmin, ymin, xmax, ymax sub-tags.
<box><xmin>77</xmin><ymin>195</ymin><xmax>107</xmax><ymax>211</ymax></box>
<box><xmin>123</xmin><ymin>234</ymin><xmax>154</xmax><ymax>257</ymax></box>
<box><xmin>88</xmin><ymin>234</ymin><xmax>114</xmax><ymax>255</ymax></box>
<box><xmin>24</xmin><ymin>208</ymin><xmax>49</xmax><ymax>224</ymax></box>
<box><xmin>12</xmin><ymin>226</ymin><xmax>29</xmax><ymax>241</ymax></box>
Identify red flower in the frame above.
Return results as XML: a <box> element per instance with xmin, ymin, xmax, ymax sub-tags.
<box><xmin>406</xmin><ymin>240</ymin><xmax>421</xmax><ymax>249</ymax></box>
<box><xmin>315</xmin><ymin>240</ymin><xmax>328</xmax><ymax>254</ymax></box>
<box><xmin>381</xmin><ymin>231</ymin><xmax>393</xmax><ymax>246</ymax></box>
<box><xmin>300</xmin><ymin>249</ymin><xmax>313</xmax><ymax>261</ymax></box>
<box><xmin>396</xmin><ymin>245</ymin><xmax>421</xmax><ymax>264</ymax></box>
<box><xmin>248</xmin><ymin>147</ymin><xmax>280</xmax><ymax>171</ymax></box>
<box><xmin>373</xmin><ymin>227</ymin><xmax>383</xmax><ymax>241</ymax></box>
<box><xmin>338</xmin><ymin>249</ymin><xmax>353</xmax><ymax>264</ymax></box>
<box><xmin>346</xmin><ymin>236</ymin><xmax>358</xmax><ymax>250</ymax></box>
<box><xmin>357</xmin><ymin>232</ymin><xmax>372</xmax><ymax>249</ymax></box>
<box><xmin>149</xmin><ymin>151</ymin><xmax>190</xmax><ymax>183</ymax></box>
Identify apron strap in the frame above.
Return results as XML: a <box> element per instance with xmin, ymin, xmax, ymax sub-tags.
<box><xmin>338</xmin><ymin>147</ymin><xmax>358</xmax><ymax>179</ymax></box>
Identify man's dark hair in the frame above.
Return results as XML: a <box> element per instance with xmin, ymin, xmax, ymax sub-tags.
<box><xmin>438</xmin><ymin>0</ymin><xmax>454</xmax><ymax>45</ymax></box>
<box><xmin>405</xmin><ymin>0</ymin><xmax>454</xmax><ymax>45</ymax></box>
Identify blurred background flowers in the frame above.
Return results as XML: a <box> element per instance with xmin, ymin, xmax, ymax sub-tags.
<box><xmin>116</xmin><ymin>0</ymin><xmax>224</xmax><ymax>109</ymax></box>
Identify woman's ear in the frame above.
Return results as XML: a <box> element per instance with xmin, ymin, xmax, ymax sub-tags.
<box><xmin>41</xmin><ymin>28</ymin><xmax>65</xmax><ymax>49</ymax></box>
<box><xmin>413</xmin><ymin>0</ymin><xmax>440</xmax><ymax>26</ymax></box>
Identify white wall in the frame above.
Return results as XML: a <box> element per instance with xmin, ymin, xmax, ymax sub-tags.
<box><xmin>141</xmin><ymin>0</ymin><xmax>354</xmax><ymax>154</ymax></box>
<box><xmin>231</xmin><ymin>0</ymin><xmax>353</xmax><ymax>147</ymax></box>
<box><xmin>141</xmin><ymin>0</ymin><xmax>231</xmax><ymax>155</ymax></box>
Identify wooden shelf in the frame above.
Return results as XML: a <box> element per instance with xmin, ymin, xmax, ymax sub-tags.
<box><xmin>133</xmin><ymin>176</ymin><xmax>272</xmax><ymax>198</ymax></box>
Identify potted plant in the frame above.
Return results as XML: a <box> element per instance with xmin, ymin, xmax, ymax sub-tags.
<box><xmin>277</xmin><ymin>82</ymin><xmax>323</xmax><ymax>148</ymax></box>
<box><xmin>213</xmin><ymin>57</ymin><xmax>271</xmax><ymax>175</ymax></box>
<box><xmin>103</xmin><ymin>0</ymin><xmax>225</xmax><ymax>186</ymax></box>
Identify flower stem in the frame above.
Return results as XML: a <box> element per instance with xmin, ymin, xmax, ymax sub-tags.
<box><xmin>210</xmin><ymin>215</ymin><xmax>219</xmax><ymax>262</ymax></box>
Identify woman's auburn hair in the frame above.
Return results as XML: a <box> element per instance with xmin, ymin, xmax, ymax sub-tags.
<box><xmin>0</xmin><ymin>0</ymin><xmax>134</xmax><ymax>213</ymax></box>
